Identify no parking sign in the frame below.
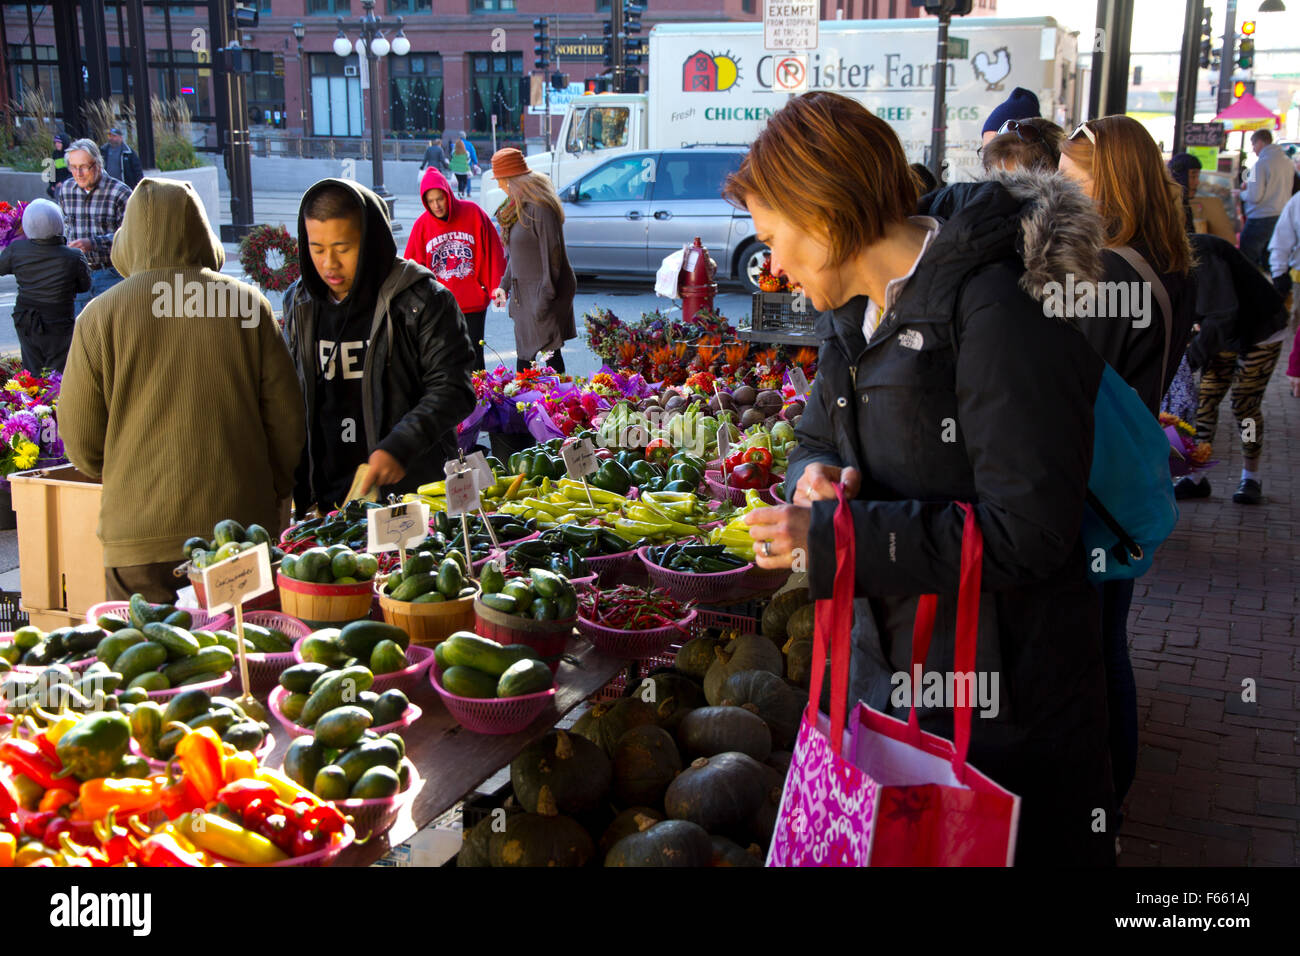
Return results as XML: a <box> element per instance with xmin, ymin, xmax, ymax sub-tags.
<box><xmin>774</xmin><ymin>55</ymin><xmax>808</xmax><ymax>92</ymax></box>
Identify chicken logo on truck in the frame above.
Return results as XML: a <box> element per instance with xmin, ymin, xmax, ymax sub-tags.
<box><xmin>683</xmin><ymin>50</ymin><xmax>742</xmax><ymax>92</ymax></box>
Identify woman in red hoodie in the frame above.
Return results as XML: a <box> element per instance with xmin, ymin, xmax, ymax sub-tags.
<box><xmin>403</xmin><ymin>166</ymin><xmax>506</xmax><ymax>369</ymax></box>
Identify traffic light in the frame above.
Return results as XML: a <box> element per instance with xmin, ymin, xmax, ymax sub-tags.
<box><xmin>231</xmin><ymin>1</ymin><xmax>258</xmax><ymax>28</ymax></box>
<box><xmin>551</xmin><ymin>71</ymin><xmax>568</xmax><ymax>92</ymax></box>
<box><xmin>603</xmin><ymin>21</ymin><xmax>614</xmax><ymax>70</ymax></box>
<box><xmin>624</xmin><ymin>3</ymin><xmax>643</xmax><ymax>34</ymax></box>
<box><xmin>1238</xmin><ymin>36</ymin><xmax>1255</xmax><ymax>69</ymax></box>
<box><xmin>1241</xmin><ymin>19</ymin><xmax>1255</xmax><ymax>35</ymax></box>
<box><xmin>910</xmin><ymin>0</ymin><xmax>975</xmax><ymax>14</ymax></box>
<box><xmin>533</xmin><ymin>18</ymin><xmax>549</xmax><ymax>71</ymax></box>
<box><xmin>1199</xmin><ymin>7</ymin><xmax>1214</xmax><ymax>69</ymax></box>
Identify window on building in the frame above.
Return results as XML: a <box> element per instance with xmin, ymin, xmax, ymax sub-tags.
<box><xmin>470</xmin><ymin>52</ymin><xmax>525</xmax><ymax>135</ymax></box>
<box><xmin>472</xmin><ymin>0</ymin><xmax>518</xmax><ymax>12</ymax></box>
<box><xmin>597</xmin><ymin>0</ymin><xmax>611</xmax><ymax>10</ymax></box>
<box><xmin>6</xmin><ymin>43</ymin><xmax>61</xmax><ymax>111</ymax></box>
<box><xmin>390</xmin><ymin>53</ymin><xmax>444</xmax><ymax>138</ymax></box>
<box><xmin>149</xmin><ymin>48</ymin><xmax>215</xmax><ymax>123</ymax></box>
<box><xmin>389</xmin><ymin>0</ymin><xmax>432</xmax><ymax>11</ymax></box>
<box><xmin>742</xmin><ymin>0</ymin><xmax>754</xmax><ymax>12</ymax></box>
<box><xmin>247</xmin><ymin>51</ymin><xmax>286</xmax><ymax>129</ymax></box>
<box><xmin>310</xmin><ymin>53</ymin><xmax>363</xmax><ymax>136</ymax></box>
<box><xmin>565</xmin><ymin>106</ymin><xmax>630</xmax><ymax>153</ymax></box>
<box><xmin>308</xmin><ymin>0</ymin><xmax>351</xmax><ymax>15</ymax></box>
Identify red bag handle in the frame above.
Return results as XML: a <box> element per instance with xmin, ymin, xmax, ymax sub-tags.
<box><xmin>906</xmin><ymin>502</ymin><xmax>983</xmax><ymax>782</ymax></box>
<box><xmin>807</xmin><ymin>484</ymin><xmax>856</xmax><ymax>746</ymax></box>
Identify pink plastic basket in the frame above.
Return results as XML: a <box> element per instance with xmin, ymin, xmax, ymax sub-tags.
<box><xmin>0</xmin><ymin>634</ymin><xmax>98</xmax><ymax>673</ymax></box>
<box><xmin>369</xmin><ymin>643</ymin><xmax>435</xmax><ymax>695</ymax></box>
<box><xmin>583</xmin><ymin>550</ymin><xmax>649</xmax><ymax>588</ymax></box>
<box><xmin>430</xmin><ymin>666</ymin><xmax>556</xmax><ymax>735</ymax></box>
<box><xmin>740</xmin><ymin>564</ymin><xmax>792</xmax><ymax>597</ymax></box>
<box><xmin>127</xmin><ymin>670</ymin><xmax>234</xmax><ymax>702</ymax></box>
<box><xmin>219</xmin><ymin>824</ymin><xmax>355</xmax><ymax>867</ymax></box>
<box><xmin>703</xmin><ymin>470</ymin><xmax>778</xmax><ymax>506</ymax></box>
<box><xmin>576</xmin><ymin>609</ymin><xmax>697</xmax><ymax>659</ymax></box>
<box><xmin>234</xmin><ymin>611</ymin><xmax>311</xmax><ymax>698</ymax></box>
<box><xmin>337</xmin><ymin>759</ymin><xmax>420</xmax><ymax>840</ymax></box>
<box><xmin>86</xmin><ymin>601</ymin><xmax>233</xmax><ymax>633</ymax></box>
<box><xmin>268</xmin><ymin>685</ymin><xmax>423</xmax><ymax>740</ymax></box>
<box><xmin>637</xmin><ymin>546</ymin><xmax>755</xmax><ymax>605</ymax></box>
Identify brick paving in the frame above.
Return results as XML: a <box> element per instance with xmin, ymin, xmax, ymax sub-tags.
<box><xmin>1120</xmin><ymin>330</ymin><xmax>1300</xmax><ymax>866</ymax></box>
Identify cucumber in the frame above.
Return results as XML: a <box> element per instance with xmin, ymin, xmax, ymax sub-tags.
<box><xmin>439</xmin><ymin>665</ymin><xmax>499</xmax><ymax>699</ymax></box>
<box><xmin>432</xmin><ymin>641</ymin><xmax>453</xmax><ymax>671</ymax></box>
<box><xmin>441</xmin><ymin>633</ymin><xmax>512</xmax><ymax>674</ymax></box>
<box><xmin>339</xmin><ymin>620</ymin><xmax>410</xmax><ymax>659</ymax></box>
<box><xmin>143</xmin><ymin>622</ymin><xmax>201</xmax><ymax>659</ymax></box>
<box><xmin>223</xmin><ymin>722</ymin><xmax>266</xmax><ymax>752</ymax></box>
<box><xmin>412</xmin><ymin>592</ymin><xmax>445</xmax><ymax>604</ymax></box>
<box><xmin>191</xmin><ymin>630</ymin><xmax>217</xmax><ymax>648</ymax></box>
<box><xmin>370</xmin><ymin>689</ymin><xmax>409</xmax><ymax>727</ymax></box>
<box><xmin>313</xmin><ymin>705</ymin><xmax>373</xmax><ymax>748</ymax></box>
<box><xmin>298</xmin><ymin>665</ymin><xmax>375</xmax><ymax>728</ymax></box>
<box><xmin>298</xmin><ymin>633</ymin><xmax>349</xmax><ymax>667</ymax></box>
<box><xmin>313</xmin><ymin>765</ymin><xmax>351</xmax><ymax>801</ymax></box>
<box><xmin>161</xmin><ymin>645</ymin><xmax>234</xmax><ymax>685</ymax></box>
<box><xmin>478</xmin><ymin>561</ymin><xmax>505</xmax><ymax>595</ymax></box>
<box><xmin>335</xmin><ymin>739</ymin><xmax>402</xmax><ymax>785</ymax></box>
<box><xmin>213</xmin><ymin>519</ymin><xmax>246</xmax><ymax>546</ymax></box>
<box><xmin>162</xmin><ymin>688</ymin><xmax>212</xmax><ymax>725</ymax></box>
<box><xmin>188</xmin><ymin>707</ymin><xmax>238</xmax><ymax>734</ymax></box>
<box><xmin>497</xmin><ymin>658</ymin><xmax>553</xmax><ymax>698</ymax></box>
<box><xmin>284</xmin><ymin>735</ymin><xmax>324</xmax><ymax>788</ymax></box>
<box><xmin>369</xmin><ymin>640</ymin><xmax>407</xmax><ymax>675</ymax></box>
<box><xmin>350</xmin><ymin>765</ymin><xmax>401</xmax><ymax>800</ymax></box>
<box><xmin>529</xmin><ymin>568</ymin><xmax>564</xmax><ymax>599</ymax></box>
<box><xmin>162</xmin><ymin>609</ymin><xmax>193</xmax><ymax>629</ymax></box>
<box><xmin>96</xmin><ymin>629</ymin><xmax>146</xmax><ymax>668</ymax></box>
<box><xmin>241</xmin><ymin>623</ymin><xmax>294</xmax><ymax>654</ymax></box>
<box><xmin>280</xmin><ymin>692</ymin><xmax>309</xmax><ymax>723</ymax></box>
<box><xmin>212</xmin><ymin>631</ymin><xmax>241</xmax><ymax>654</ymax></box>
<box><xmin>390</xmin><ymin>571</ymin><xmax>440</xmax><ymax>603</ymax></box>
<box><xmin>403</xmin><ymin>552</ymin><xmax>437</xmax><ymax>577</ymax></box>
<box><xmin>435</xmin><ymin>558</ymin><xmax>464</xmax><ymax>598</ymax></box>
<box><xmin>279</xmin><ymin>662</ymin><xmax>331</xmax><ymax>694</ymax></box>
<box><xmin>479</xmin><ymin>592</ymin><xmax>518</xmax><ymax>615</ymax></box>
<box><xmin>114</xmin><ymin>641</ymin><xmax>169</xmax><ymax>685</ymax></box>
<box><xmin>127</xmin><ymin>671</ymin><xmax>170</xmax><ymax>692</ymax></box>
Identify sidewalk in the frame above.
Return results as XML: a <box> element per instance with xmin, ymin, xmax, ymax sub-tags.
<box><xmin>1118</xmin><ymin>348</ymin><xmax>1300</xmax><ymax>866</ymax></box>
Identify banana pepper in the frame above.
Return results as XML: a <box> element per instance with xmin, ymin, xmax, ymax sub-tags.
<box><xmin>176</xmin><ymin>811</ymin><xmax>288</xmax><ymax>865</ymax></box>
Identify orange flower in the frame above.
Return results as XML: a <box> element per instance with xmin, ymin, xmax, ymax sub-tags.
<box><xmin>794</xmin><ymin>347</ymin><xmax>818</xmax><ymax>366</ymax></box>
<box><xmin>651</xmin><ymin>346</ymin><xmax>674</xmax><ymax>366</ymax></box>
<box><xmin>697</xmin><ymin>343</ymin><xmax>719</xmax><ymax>366</ymax></box>
<box><xmin>724</xmin><ymin>343</ymin><xmax>748</xmax><ymax>366</ymax></box>
<box><xmin>673</xmin><ymin>341</ymin><xmax>689</xmax><ymax>360</ymax></box>
<box><xmin>618</xmin><ymin>342</ymin><xmax>639</xmax><ymax>365</ymax></box>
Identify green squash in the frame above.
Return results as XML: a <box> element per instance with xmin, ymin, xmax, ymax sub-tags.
<box><xmin>458</xmin><ymin>815</ymin><xmax>498</xmax><ymax>868</ymax></box>
<box><xmin>760</xmin><ymin>587</ymin><xmax>812</xmax><ymax>643</ymax></box>
<box><xmin>703</xmin><ymin>635</ymin><xmax>783</xmax><ymax>706</ymax></box>
<box><xmin>604</xmin><ymin>818</ymin><xmax>712</xmax><ymax>867</ymax></box>
<box><xmin>611</xmin><ymin>725</ymin><xmax>682</xmax><ymax>809</ymax></box>
<box><xmin>599</xmin><ymin>807</ymin><xmax>664</xmax><ymax>858</ymax></box>
<box><xmin>710</xmin><ymin>835</ymin><xmax>764</xmax><ymax>867</ymax></box>
<box><xmin>720</xmin><ymin>669</ymin><xmax>804</xmax><ymax>751</ymax></box>
<box><xmin>488</xmin><ymin>785</ymin><xmax>595</xmax><ymax>867</ymax></box>
<box><xmin>674</xmin><ymin>634</ymin><xmax>720</xmax><ymax>681</ymax></box>
<box><xmin>629</xmin><ymin>672</ymin><xmax>705</xmax><ymax>734</ymax></box>
<box><xmin>677</xmin><ymin>704</ymin><xmax>772</xmax><ymax>763</ymax></box>
<box><xmin>510</xmin><ymin>729</ymin><xmax>612</xmax><ymax>816</ymax></box>
<box><xmin>571</xmin><ymin>697</ymin><xmax>658</xmax><ymax>756</ymax></box>
<box><xmin>783</xmin><ymin>636</ymin><xmax>814</xmax><ymax>687</ymax></box>
<box><xmin>747</xmin><ymin>761</ymin><xmax>787</xmax><ymax>849</ymax></box>
<box><xmin>664</xmin><ymin>752</ymin><xmax>769</xmax><ymax>841</ymax></box>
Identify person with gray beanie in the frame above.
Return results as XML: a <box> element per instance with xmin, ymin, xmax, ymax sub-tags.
<box><xmin>0</xmin><ymin>198</ymin><xmax>91</xmax><ymax>372</ymax></box>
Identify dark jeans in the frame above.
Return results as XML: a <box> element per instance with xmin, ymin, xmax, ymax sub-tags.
<box><xmin>517</xmin><ymin>348</ymin><xmax>564</xmax><ymax>374</ymax></box>
<box><xmin>454</xmin><ymin>173</ymin><xmax>469</xmax><ymax>197</ymax></box>
<box><xmin>463</xmin><ymin>309</ymin><xmax>486</xmax><ymax>370</ymax></box>
<box><xmin>1098</xmin><ymin>578</ymin><xmax>1138</xmax><ymax>811</ymax></box>
<box><xmin>74</xmin><ymin>266</ymin><xmax>124</xmax><ymax>316</ymax></box>
<box><xmin>13</xmin><ymin>307</ymin><xmax>74</xmax><ymax>373</ymax></box>
<box><xmin>1239</xmin><ymin>216</ymin><xmax>1279</xmax><ymax>271</ymax></box>
<box><xmin>106</xmin><ymin>560</ymin><xmax>183</xmax><ymax>603</ymax></box>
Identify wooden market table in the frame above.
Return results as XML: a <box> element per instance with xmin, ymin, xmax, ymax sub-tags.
<box><xmin>265</xmin><ymin>637</ymin><xmax>632</xmax><ymax>867</ymax></box>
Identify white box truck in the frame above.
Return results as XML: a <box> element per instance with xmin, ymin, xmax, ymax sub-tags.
<box><xmin>481</xmin><ymin>16</ymin><xmax>1080</xmax><ymax>210</ymax></box>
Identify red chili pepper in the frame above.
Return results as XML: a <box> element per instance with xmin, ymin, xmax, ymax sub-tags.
<box><xmin>94</xmin><ymin>815</ymin><xmax>139</xmax><ymax>866</ymax></box>
<box><xmin>24</xmin><ymin>810</ymin><xmax>58</xmax><ymax>840</ymax></box>
<box><xmin>744</xmin><ymin>446</ymin><xmax>774</xmax><ymax>470</ymax></box>
<box><xmin>137</xmin><ymin>832</ymin><xmax>205</xmax><ymax>868</ymax></box>
<box><xmin>299</xmin><ymin>802</ymin><xmax>347</xmax><ymax>836</ymax></box>
<box><xmin>216</xmin><ymin>779</ymin><xmax>279</xmax><ymax>816</ymax></box>
<box><xmin>291</xmin><ymin>826</ymin><xmax>327</xmax><ymax>857</ymax></box>
<box><xmin>59</xmin><ymin>831</ymin><xmax>110</xmax><ymax>867</ymax></box>
<box><xmin>1</xmin><ymin>813</ymin><xmax>19</xmax><ymax>837</ymax></box>
<box><xmin>0</xmin><ymin>773</ymin><xmax>20</xmax><ymax>818</ymax></box>
<box><xmin>43</xmin><ymin>816</ymin><xmax>96</xmax><ymax>850</ymax></box>
<box><xmin>0</xmin><ymin>739</ymin><xmax>78</xmax><ymax>794</ymax></box>
<box><xmin>159</xmin><ymin>777</ymin><xmax>207</xmax><ymax>819</ymax></box>
<box><xmin>645</xmin><ymin>439</ymin><xmax>674</xmax><ymax>466</ymax></box>
<box><xmin>0</xmin><ymin>715</ymin><xmax>13</xmax><ymax>732</ymax></box>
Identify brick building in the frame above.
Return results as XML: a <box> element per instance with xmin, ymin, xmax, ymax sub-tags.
<box><xmin>1</xmin><ymin>0</ymin><xmax>992</xmax><ymax>152</ymax></box>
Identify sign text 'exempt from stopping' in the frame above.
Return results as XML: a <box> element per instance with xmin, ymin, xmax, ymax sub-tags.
<box><xmin>764</xmin><ymin>0</ymin><xmax>817</xmax><ymax>50</ymax></box>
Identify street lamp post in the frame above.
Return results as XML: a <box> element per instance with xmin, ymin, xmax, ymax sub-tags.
<box><xmin>334</xmin><ymin>0</ymin><xmax>411</xmax><ymax>222</ymax></box>
<box><xmin>293</xmin><ymin>21</ymin><xmax>308</xmax><ymax>138</ymax></box>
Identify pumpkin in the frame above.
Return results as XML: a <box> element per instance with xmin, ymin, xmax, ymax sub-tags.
<box><xmin>664</xmin><ymin>752</ymin><xmax>769</xmax><ymax>840</ymax></box>
<box><xmin>766</xmin><ymin>750</ymin><xmax>793</xmax><ymax>778</ymax></box>
<box><xmin>510</xmin><ymin>729</ymin><xmax>612</xmax><ymax>816</ymax></box>
<box><xmin>721</xmin><ymin>669</ymin><xmax>804</xmax><ymax>750</ymax></box>
<box><xmin>488</xmin><ymin>785</ymin><xmax>595</xmax><ymax>867</ymax></box>
<box><xmin>747</xmin><ymin>762</ymin><xmax>786</xmax><ymax>848</ymax></box>
<box><xmin>599</xmin><ymin>806</ymin><xmax>664</xmax><ymax>857</ymax></box>
<box><xmin>704</xmin><ymin>634</ymin><xmax>783</xmax><ymax>705</ymax></box>
<box><xmin>785</xmin><ymin>603</ymin><xmax>815</xmax><ymax>643</ymax></box>
<box><xmin>571</xmin><ymin>697</ymin><xmax>658</xmax><ymax>756</ymax></box>
<box><xmin>761</xmin><ymin>588</ymin><xmax>812</xmax><ymax>643</ymax></box>
<box><xmin>677</xmin><ymin>705</ymin><xmax>772</xmax><ymax>762</ymax></box>
<box><xmin>674</xmin><ymin>634</ymin><xmax>720</xmax><ymax>681</ymax></box>
<box><xmin>612</xmin><ymin>724</ymin><xmax>682</xmax><ymax>808</ymax></box>
<box><xmin>710</xmin><ymin>835</ymin><xmax>764</xmax><ymax>867</ymax></box>
<box><xmin>630</xmin><ymin>673</ymin><xmax>706</xmax><ymax>733</ymax></box>
<box><xmin>457</xmin><ymin>815</ymin><xmax>496</xmax><ymax>867</ymax></box>
<box><xmin>604</xmin><ymin>818</ymin><xmax>712</xmax><ymax>867</ymax></box>
<box><xmin>784</xmin><ymin>637</ymin><xmax>814</xmax><ymax>686</ymax></box>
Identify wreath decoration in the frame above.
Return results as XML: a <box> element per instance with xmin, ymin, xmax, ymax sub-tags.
<box><xmin>239</xmin><ymin>224</ymin><xmax>300</xmax><ymax>292</ymax></box>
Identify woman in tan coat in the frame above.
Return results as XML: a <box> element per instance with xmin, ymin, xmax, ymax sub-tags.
<box><xmin>490</xmin><ymin>149</ymin><xmax>577</xmax><ymax>372</ymax></box>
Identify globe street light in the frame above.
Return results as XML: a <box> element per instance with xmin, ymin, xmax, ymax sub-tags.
<box><xmin>335</xmin><ymin>0</ymin><xmax>410</xmax><ymax>222</ymax></box>
<box><xmin>292</xmin><ymin>21</ymin><xmax>308</xmax><ymax>136</ymax></box>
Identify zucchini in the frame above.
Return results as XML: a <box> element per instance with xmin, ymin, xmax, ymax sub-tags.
<box><xmin>439</xmin><ymin>665</ymin><xmax>499</xmax><ymax>699</ymax></box>
<box><xmin>142</xmin><ymin>622</ymin><xmax>201</xmax><ymax>659</ymax></box>
<box><xmin>497</xmin><ymin>658</ymin><xmax>553</xmax><ymax>698</ymax></box>
<box><xmin>161</xmin><ymin>646</ymin><xmax>234</xmax><ymax>685</ymax></box>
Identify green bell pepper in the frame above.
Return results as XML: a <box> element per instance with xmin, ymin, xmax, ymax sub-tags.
<box><xmin>627</xmin><ymin>460</ymin><xmax>660</xmax><ymax>486</ymax></box>
<box><xmin>590</xmin><ymin>460</ymin><xmax>632</xmax><ymax>496</ymax></box>
<box><xmin>54</xmin><ymin>711</ymin><xmax>132</xmax><ymax>782</ymax></box>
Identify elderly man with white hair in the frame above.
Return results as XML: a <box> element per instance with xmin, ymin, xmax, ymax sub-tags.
<box><xmin>0</xmin><ymin>198</ymin><xmax>90</xmax><ymax>372</ymax></box>
<box><xmin>54</xmin><ymin>137</ymin><xmax>131</xmax><ymax>314</ymax></box>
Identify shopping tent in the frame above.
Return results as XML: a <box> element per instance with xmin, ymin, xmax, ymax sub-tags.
<box><xmin>1213</xmin><ymin>93</ymin><xmax>1282</xmax><ymax>132</ymax></box>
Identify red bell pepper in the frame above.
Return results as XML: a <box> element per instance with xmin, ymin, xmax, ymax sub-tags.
<box><xmin>298</xmin><ymin>801</ymin><xmax>347</xmax><ymax>837</ymax></box>
<box><xmin>216</xmin><ymin>779</ymin><xmax>279</xmax><ymax>816</ymax></box>
<box><xmin>137</xmin><ymin>832</ymin><xmax>205</xmax><ymax>868</ymax></box>
<box><xmin>0</xmin><ymin>739</ymin><xmax>78</xmax><ymax>794</ymax></box>
<box><xmin>24</xmin><ymin>811</ymin><xmax>58</xmax><ymax>840</ymax></box>
<box><xmin>291</xmin><ymin>826</ymin><xmax>327</xmax><ymax>857</ymax></box>
<box><xmin>728</xmin><ymin>462</ymin><xmax>767</xmax><ymax>490</ymax></box>
<box><xmin>93</xmin><ymin>814</ymin><xmax>139</xmax><ymax>866</ymax></box>
<box><xmin>645</xmin><ymin>439</ymin><xmax>674</xmax><ymax>466</ymax></box>
<box><xmin>159</xmin><ymin>777</ymin><xmax>207</xmax><ymax>819</ymax></box>
<box><xmin>743</xmin><ymin>446</ymin><xmax>774</xmax><ymax>470</ymax></box>
<box><xmin>0</xmin><ymin>773</ymin><xmax>20</xmax><ymax>819</ymax></box>
<box><xmin>42</xmin><ymin>816</ymin><xmax>97</xmax><ymax>850</ymax></box>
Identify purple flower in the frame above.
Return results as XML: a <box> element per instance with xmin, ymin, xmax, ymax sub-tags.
<box><xmin>1</xmin><ymin>410</ymin><xmax>39</xmax><ymax>443</ymax></box>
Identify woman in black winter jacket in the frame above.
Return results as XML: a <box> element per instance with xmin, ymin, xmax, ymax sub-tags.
<box><xmin>728</xmin><ymin>92</ymin><xmax>1116</xmax><ymax>866</ymax></box>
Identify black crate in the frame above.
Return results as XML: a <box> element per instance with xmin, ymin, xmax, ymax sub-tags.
<box><xmin>0</xmin><ymin>592</ymin><xmax>29</xmax><ymax>631</ymax></box>
<box><xmin>750</xmin><ymin>293</ymin><xmax>817</xmax><ymax>336</ymax></box>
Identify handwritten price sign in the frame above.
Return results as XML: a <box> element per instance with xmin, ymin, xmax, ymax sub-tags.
<box><xmin>445</xmin><ymin>469</ymin><xmax>480</xmax><ymax>518</ymax></box>
<box><xmin>367</xmin><ymin>501</ymin><xmax>430</xmax><ymax>553</ymax></box>
<box><xmin>561</xmin><ymin>437</ymin><xmax>598</xmax><ymax>480</ymax></box>
<box><xmin>789</xmin><ymin>366</ymin><xmax>810</xmax><ymax>397</ymax></box>
<box><xmin>201</xmin><ymin>542</ymin><xmax>273</xmax><ymax>615</ymax></box>
<box><xmin>447</xmin><ymin>451</ymin><xmax>496</xmax><ymax>491</ymax></box>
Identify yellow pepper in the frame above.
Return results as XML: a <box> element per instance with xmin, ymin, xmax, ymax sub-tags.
<box><xmin>176</xmin><ymin>812</ymin><xmax>288</xmax><ymax>865</ymax></box>
<box><xmin>78</xmin><ymin>777</ymin><xmax>162</xmax><ymax>821</ymax></box>
<box><xmin>557</xmin><ymin>478</ymin><xmax>626</xmax><ymax>505</ymax></box>
<box><xmin>14</xmin><ymin>842</ymin><xmax>51</xmax><ymax>866</ymax></box>
<box><xmin>417</xmin><ymin>480</ymin><xmax>447</xmax><ymax>496</ymax></box>
<box><xmin>44</xmin><ymin>712</ymin><xmax>80</xmax><ymax>746</ymax></box>
<box><xmin>223</xmin><ymin>750</ymin><xmax>258</xmax><ymax>783</ymax></box>
<box><xmin>175</xmin><ymin>727</ymin><xmax>225</xmax><ymax>804</ymax></box>
<box><xmin>0</xmin><ymin>832</ymin><xmax>14</xmax><ymax>867</ymax></box>
<box><xmin>255</xmin><ymin>767</ymin><xmax>320</xmax><ymax>807</ymax></box>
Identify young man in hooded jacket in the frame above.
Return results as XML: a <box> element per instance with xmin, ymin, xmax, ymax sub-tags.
<box><xmin>282</xmin><ymin>179</ymin><xmax>477</xmax><ymax>516</ymax></box>
<box><xmin>403</xmin><ymin>166</ymin><xmax>505</xmax><ymax>370</ymax></box>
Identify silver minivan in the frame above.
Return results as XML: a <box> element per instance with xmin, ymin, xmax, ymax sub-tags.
<box><xmin>557</xmin><ymin>147</ymin><xmax>770</xmax><ymax>292</ymax></box>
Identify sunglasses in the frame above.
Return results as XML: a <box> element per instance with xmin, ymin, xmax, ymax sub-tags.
<box><xmin>997</xmin><ymin>119</ymin><xmax>1045</xmax><ymax>144</ymax></box>
<box><xmin>1069</xmin><ymin>121</ymin><xmax>1097</xmax><ymax>145</ymax></box>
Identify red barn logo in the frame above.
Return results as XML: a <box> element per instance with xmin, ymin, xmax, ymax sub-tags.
<box><xmin>683</xmin><ymin>51</ymin><xmax>741</xmax><ymax>93</ymax></box>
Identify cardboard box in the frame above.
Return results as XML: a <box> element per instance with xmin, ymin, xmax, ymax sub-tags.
<box><xmin>8</xmin><ymin>465</ymin><xmax>106</xmax><ymax>622</ymax></box>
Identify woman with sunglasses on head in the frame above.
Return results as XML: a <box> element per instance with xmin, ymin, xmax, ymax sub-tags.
<box><xmin>734</xmin><ymin>92</ymin><xmax>1117</xmax><ymax>867</ymax></box>
<box><xmin>1058</xmin><ymin>115</ymin><xmax>1197</xmax><ymax>822</ymax></box>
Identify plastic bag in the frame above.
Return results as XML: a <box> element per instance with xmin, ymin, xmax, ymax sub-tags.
<box><xmin>655</xmin><ymin>245</ymin><xmax>688</xmax><ymax>299</ymax></box>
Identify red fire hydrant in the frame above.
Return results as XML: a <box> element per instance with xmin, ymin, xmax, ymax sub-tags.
<box><xmin>678</xmin><ymin>237</ymin><xmax>717</xmax><ymax>322</ymax></box>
